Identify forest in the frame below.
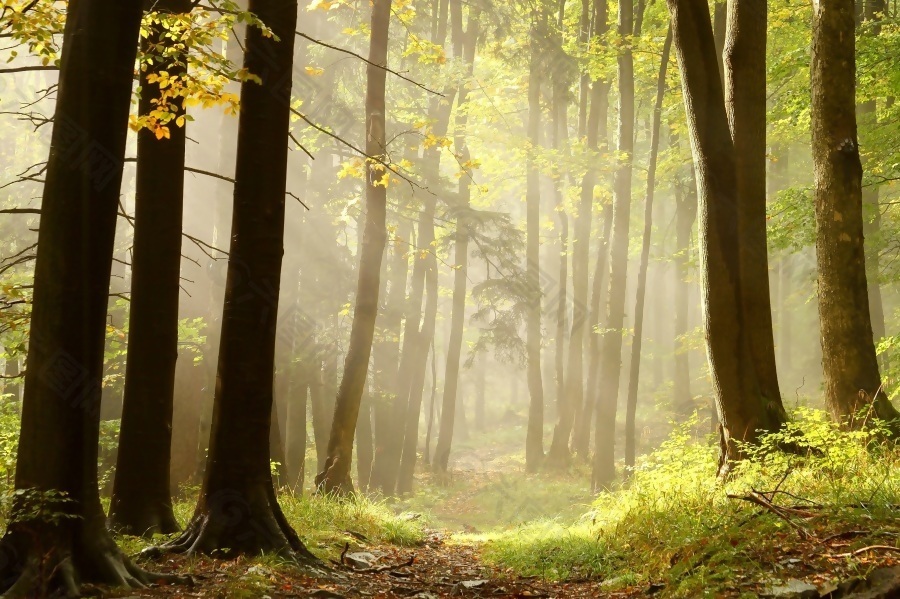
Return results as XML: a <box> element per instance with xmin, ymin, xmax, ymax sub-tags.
<box><xmin>0</xmin><ymin>0</ymin><xmax>899</xmax><ymax>596</ymax></box>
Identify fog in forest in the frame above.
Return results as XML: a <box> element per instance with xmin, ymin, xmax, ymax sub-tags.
<box><xmin>0</xmin><ymin>0</ymin><xmax>898</xmax><ymax>596</ymax></box>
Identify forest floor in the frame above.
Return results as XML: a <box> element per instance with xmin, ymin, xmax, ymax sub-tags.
<box><xmin>103</xmin><ymin>416</ymin><xmax>900</xmax><ymax>598</ymax></box>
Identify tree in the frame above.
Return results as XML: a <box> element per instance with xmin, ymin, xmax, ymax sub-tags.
<box><xmin>724</xmin><ymin>0</ymin><xmax>782</xmax><ymax>408</ymax></box>
<box><xmin>316</xmin><ymin>0</ymin><xmax>391</xmax><ymax>494</ymax></box>
<box><xmin>161</xmin><ymin>0</ymin><xmax>316</xmax><ymax>556</ymax></box>
<box><xmin>572</xmin><ymin>0</ymin><xmax>611</xmax><ymax>460</ymax></box>
<box><xmin>524</xmin><ymin>9</ymin><xmax>547</xmax><ymax>473</ymax></box>
<box><xmin>665</xmin><ymin>0</ymin><xmax>788</xmax><ymax>476</ymax></box>
<box><xmin>433</xmin><ymin>0</ymin><xmax>479</xmax><ymax>474</ymax></box>
<box><xmin>593</xmin><ymin>0</ymin><xmax>635</xmax><ymax>491</ymax></box>
<box><xmin>108</xmin><ymin>0</ymin><xmax>192</xmax><ymax>538</ymax></box>
<box><xmin>0</xmin><ymin>1</ymin><xmax>161</xmax><ymax>593</ymax></box>
<box><xmin>624</xmin><ymin>26</ymin><xmax>672</xmax><ymax>472</ymax></box>
<box><xmin>810</xmin><ymin>0</ymin><xmax>900</xmax><ymax>425</ymax></box>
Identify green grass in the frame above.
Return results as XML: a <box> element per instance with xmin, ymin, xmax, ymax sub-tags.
<box><xmin>471</xmin><ymin>409</ymin><xmax>900</xmax><ymax>597</ymax></box>
<box><xmin>115</xmin><ymin>491</ymin><xmax>426</xmax><ymax>560</ymax></box>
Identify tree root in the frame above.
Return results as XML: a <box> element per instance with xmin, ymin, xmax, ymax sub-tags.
<box><xmin>0</xmin><ymin>530</ymin><xmax>191</xmax><ymax>598</ymax></box>
<box><xmin>145</xmin><ymin>487</ymin><xmax>321</xmax><ymax>568</ymax></box>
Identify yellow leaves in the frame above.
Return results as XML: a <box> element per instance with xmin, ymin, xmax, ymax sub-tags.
<box><xmin>338</xmin><ymin>158</ymin><xmax>366</xmax><ymax>180</ymax></box>
<box><xmin>423</xmin><ymin>133</ymin><xmax>452</xmax><ymax>149</ymax></box>
<box><xmin>375</xmin><ymin>172</ymin><xmax>392</xmax><ymax>188</ymax></box>
<box><xmin>308</xmin><ymin>0</ymin><xmax>335</xmax><ymax>11</ymax></box>
<box><xmin>305</xmin><ymin>66</ymin><xmax>325</xmax><ymax>76</ymax></box>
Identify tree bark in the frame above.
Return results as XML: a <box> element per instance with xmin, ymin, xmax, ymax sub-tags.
<box><xmin>0</xmin><ymin>1</ymin><xmax>155</xmax><ymax>594</ymax></box>
<box><xmin>108</xmin><ymin>0</ymin><xmax>191</xmax><ymax>538</ymax></box>
<box><xmin>665</xmin><ymin>0</ymin><xmax>788</xmax><ymax>477</ymax></box>
<box><xmin>858</xmin><ymin>0</ymin><xmax>887</xmax><ymax>369</ymax></box>
<box><xmin>316</xmin><ymin>0</ymin><xmax>391</xmax><ymax>493</ymax></box>
<box><xmin>285</xmin><ymin>364</ymin><xmax>309</xmax><ymax>492</ymax></box>
<box><xmin>525</xmin><ymin>10</ymin><xmax>547</xmax><ymax>473</ymax></box>
<box><xmin>162</xmin><ymin>0</ymin><xmax>315</xmax><ymax>558</ymax></box>
<box><xmin>810</xmin><ymin>0</ymin><xmax>900</xmax><ymax>425</ymax></box>
<box><xmin>725</xmin><ymin>0</ymin><xmax>783</xmax><ymax>408</ymax></box>
<box><xmin>593</xmin><ymin>0</ymin><xmax>635</xmax><ymax>491</ymax></box>
<box><xmin>624</xmin><ymin>26</ymin><xmax>672</xmax><ymax>473</ymax></box>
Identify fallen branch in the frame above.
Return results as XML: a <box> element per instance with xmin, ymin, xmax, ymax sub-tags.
<box><xmin>834</xmin><ymin>545</ymin><xmax>900</xmax><ymax>558</ymax></box>
<box><xmin>726</xmin><ymin>491</ymin><xmax>813</xmax><ymax>539</ymax></box>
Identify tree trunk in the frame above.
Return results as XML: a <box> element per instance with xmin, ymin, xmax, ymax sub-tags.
<box><xmin>725</xmin><ymin>0</ymin><xmax>783</xmax><ymax>408</ymax></box>
<box><xmin>547</xmin><ymin>10</ymin><xmax>574</xmax><ymax>466</ymax></box>
<box><xmin>859</xmin><ymin>0</ymin><xmax>887</xmax><ymax>369</ymax></box>
<box><xmin>397</xmin><ymin>198</ymin><xmax>439</xmax><ymax>493</ymax></box>
<box><xmin>592</xmin><ymin>0</ymin><xmax>635</xmax><ymax>491</ymax></box>
<box><xmin>624</xmin><ymin>27</ymin><xmax>672</xmax><ymax>473</ymax></box>
<box><xmin>370</xmin><ymin>221</ymin><xmax>412</xmax><ymax>494</ymax></box>
<box><xmin>0</xmin><ymin>1</ymin><xmax>154</xmax><ymax>594</ymax></box>
<box><xmin>108</xmin><ymin>0</ymin><xmax>191</xmax><ymax>538</ymax></box>
<box><xmin>433</xmin><ymin>0</ymin><xmax>478</xmax><ymax>474</ymax></box>
<box><xmin>810</xmin><ymin>0</ymin><xmax>900</xmax><ymax>425</ymax></box>
<box><xmin>665</xmin><ymin>0</ymin><xmax>788</xmax><ymax>477</ymax></box>
<box><xmin>525</xmin><ymin>11</ymin><xmax>547</xmax><ymax>473</ymax></box>
<box><xmin>285</xmin><ymin>365</ymin><xmax>309</xmax><ymax>492</ymax></box>
<box><xmin>162</xmin><ymin>0</ymin><xmax>314</xmax><ymax>558</ymax></box>
<box><xmin>673</xmin><ymin>166</ymin><xmax>698</xmax><ymax>414</ymax></box>
<box><xmin>316</xmin><ymin>0</ymin><xmax>391</xmax><ymax>493</ymax></box>
<box><xmin>355</xmin><ymin>387</ymin><xmax>374</xmax><ymax>490</ymax></box>
<box><xmin>571</xmin><ymin>0</ymin><xmax>610</xmax><ymax>460</ymax></box>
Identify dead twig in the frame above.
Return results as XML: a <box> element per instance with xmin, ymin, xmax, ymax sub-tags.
<box><xmin>833</xmin><ymin>545</ymin><xmax>900</xmax><ymax>558</ymax></box>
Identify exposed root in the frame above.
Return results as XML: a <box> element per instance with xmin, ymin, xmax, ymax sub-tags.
<box><xmin>0</xmin><ymin>527</ymin><xmax>187</xmax><ymax>598</ymax></box>
<box><xmin>147</xmin><ymin>487</ymin><xmax>321</xmax><ymax>567</ymax></box>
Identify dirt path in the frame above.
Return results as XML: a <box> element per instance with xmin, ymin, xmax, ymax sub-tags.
<box><xmin>105</xmin><ymin>531</ymin><xmax>632</xmax><ymax>598</ymax></box>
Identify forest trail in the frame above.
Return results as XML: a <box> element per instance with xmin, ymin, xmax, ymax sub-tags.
<box><xmin>105</xmin><ymin>530</ymin><xmax>635</xmax><ymax>598</ymax></box>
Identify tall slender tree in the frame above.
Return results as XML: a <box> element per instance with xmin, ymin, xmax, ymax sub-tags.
<box><xmin>810</xmin><ymin>0</ymin><xmax>900</xmax><ymax>426</ymax></box>
<box><xmin>724</xmin><ymin>0</ymin><xmax>782</xmax><ymax>408</ymax></box>
<box><xmin>525</xmin><ymin>9</ymin><xmax>547</xmax><ymax>473</ymax></box>
<box><xmin>316</xmin><ymin>0</ymin><xmax>392</xmax><ymax>493</ymax></box>
<box><xmin>434</xmin><ymin>0</ymin><xmax>479</xmax><ymax>473</ymax></box>
<box><xmin>593</xmin><ymin>0</ymin><xmax>635</xmax><ymax>491</ymax></box>
<box><xmin>0</xmin><ymin>1</ymin><xmax>161</xmax><ymax>593</ymax></box>
<box><xmin>161</xmin><ymin>0</ymin><xmax>316</xmax><ymax>556</ymax></box>
<box><xmin>109</xmin><ymin>0</ymin><xmax>192</xmax><ymax>538</ymax></box>
<box><xmin>624</xmin><ymin>27</ymin><xmax>672</xmax><ymax>471</ymax></box>
<box><xmin>665</xmin><ymin>0</ymin><xmax>788</xmax><ymax>476</ymax></box>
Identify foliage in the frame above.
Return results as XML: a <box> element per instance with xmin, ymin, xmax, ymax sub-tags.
<box><xmin>476</xmin><ymin>411</ymin><xmax>900</xmax><ymax>597</ymax></box>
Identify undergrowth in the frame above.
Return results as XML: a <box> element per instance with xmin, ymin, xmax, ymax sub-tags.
<box><xmin>116</xmin><ymin>491</ymin><xmax>427</xmax><ymax>560</ymax></box>
<box><xmin>474</xmin><ymin>409</ymin><xmax>900</xmax><ymax>597</ymax></box>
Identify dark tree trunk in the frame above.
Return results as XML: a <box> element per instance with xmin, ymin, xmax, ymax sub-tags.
<box><xmin>624</xmin><ymin>27</ymin><xmax>672</xmax><ymax>473</ymax></box>
<box><xmin>593</xmin><ymin>0</ymin><xmax>635</xmax><ymax>492</ymax></box>
<box><xmin>725</xmin><ymin>0</ymin><xmax>783</xmax><ymax>408</ymax></box>
<box><xmin>316</xmin><ymin>0</ymin><xmax>391</xmax><ymax>493</ymax></box>
<box><xmin>433</xmin><ymin>0</ymin><xmax>478</xmax><ymax>474</ymax></box>
<box><xmin>811</xmin><ymin>0</ymin><xmax>900</xmax><ymax>425</ymax></box>
<box><xmin>0</xmin><ymin>1</ymin><xmax>152</xmax><ymax>594</ymax></box>
<box><xmin>108</xmin><ymin>0</ymin><xmax>191</xmax><ymax>538</ymax></box>
<box><xmin>525</xmin><ymin>11</ymin><xmax>547</xmax><ymax>473</ymax></box>
<box><xmin>665</xmin><ymin>0</ymin><xmax>788</xmax><ymax>476</ymax></box>
<box><xmin>162</xmin><ymin>0</ymin><xmax>315</xmax><ymax>558</ymax></box>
